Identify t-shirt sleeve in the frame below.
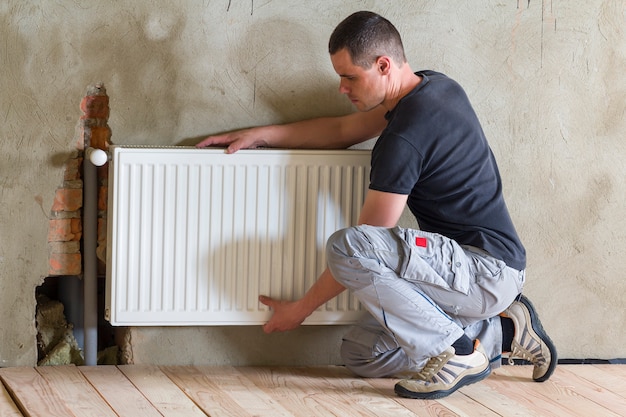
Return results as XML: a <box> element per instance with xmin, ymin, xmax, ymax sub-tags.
<box><xmin>369</xmin><ymin>134</ymin><xmax>422</xmax><ymax>195</ymax></box>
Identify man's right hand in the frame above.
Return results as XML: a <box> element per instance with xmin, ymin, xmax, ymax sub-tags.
<box><xmin>195</xmin><ymin>106</ymin><xmax>387</xmax><ymax>154</ymax></box>
<box><xmin>258</xmin><ymin>295</ymin><xmax>311</xmax><ymax>333</ymax></box>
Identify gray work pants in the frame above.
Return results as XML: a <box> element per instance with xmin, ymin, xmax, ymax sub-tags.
<box><xmin>326</xmin><ymin>225</ymin><xmax>525</xmax><ymax>377</ymax></box>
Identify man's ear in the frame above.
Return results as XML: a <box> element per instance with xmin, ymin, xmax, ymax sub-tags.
<box><xmin>377</xmin><ymin>56</ymin><xmax>392</xmax><ymax>75</ymax></box>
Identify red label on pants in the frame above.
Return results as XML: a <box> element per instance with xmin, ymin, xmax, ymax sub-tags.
<box><xmin>415</xmin><ymin>237</ymin><xmax>427</xmax><ymax>247</ymax></box>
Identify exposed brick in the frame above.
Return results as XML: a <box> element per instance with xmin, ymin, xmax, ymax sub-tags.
<box><xmin>97</xmin><ymin>218</ymin><xmax>107</xmax><ymax>264</ymax></box>
<box><xmin>64</xmin><ymin>157</ymin><xmax>82</xmax><ymax>181</ymax></box>
<box><xmin>48</xmin><ymin>219</ymin><xmax>82</xmax><ymax>242</ymax></box>
<box><xmin>75</xmin><ymin>125</ymin><xmax>86</xmax><ymax>151</ymax></box>
<box><xmin>97</xmin><ymin>218</ymin><xmax>107</xmax><ymax>238</ymax></box>
<box><xmin>49</xmin><ymin>210</ymin><xmax>80</xmax><ymax>220</ymax></box>
<box><xmin>89</xmin><ymin>126</ymin><xmax>112</xmax><ymax>150</ymax></box>
<box><xmin>49</xmin><ymin>252</ymin><xmax>82</xmax><ymax>276</ymax></box>
<box><xmin>49</xmin><ymin>241</ymin><xmax>80</xmax><ymax>254</ymax></box>
<box><xmin>70</xmin><ymin>218</ymin><xmax>82</xmax><ymax>241</ymax></box>
<box><xmin>80</xmin><ymin>95</ymin><xmax>109</xmax><ymax>120</ymax></box>
<box><xmin>98</xmin><ymin>185</ymin><xmax>108</xmax><ymax>211</ymax></box>
<box><xmin>48</xmin><ymin>83</ymin><xmax>113</xmax><ymax>278</ymax></box>
<box><xmin>98</xmin><ymin>164</ymin><xmax>109</xmax><ymax>181</ymax></box>
<box><xmin>48</xmin><ymin>219</ymin><xmax>69</xmax><ymax>241</ymax></box>
<box><xmin>63</xmin><ymin>180</ymin><xmax>83</xmax><ymax>190</ymax></box>
<box><xmin>51</xmin><ymin>188</ymin><xmax>83</xmax><ymax>212</ymax></box>
<box><xmin>96</xmin><ymin>244</ymin><xmax>107</xmax><ymax>266</ymax></box>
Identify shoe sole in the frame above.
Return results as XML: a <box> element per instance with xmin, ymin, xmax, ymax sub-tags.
<box><xmin>394</xmin><ymin>366</ymin><xmax>491</xmax><ymax>400</ymax></box>
<box><xmin>518</xmin><ymin>294</ymin><xmax>558</xmax><ymax>382</ymax></box>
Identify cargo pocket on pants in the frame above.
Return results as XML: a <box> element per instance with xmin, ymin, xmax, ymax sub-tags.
<box><xmin>392</xmin><ymin>227</ymin><xmax>472</xmax><ymax>295</ymax></box>
<box><xmin>467</xmin><ymin>248</ymin><xmax>506</xmax><ymax>282</ymax></box>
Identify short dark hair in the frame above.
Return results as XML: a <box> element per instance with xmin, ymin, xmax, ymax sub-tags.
<box><xmin>328</xmin><ymin>11</ymin><xmax>407</xmax><ymax>68</ymax></box>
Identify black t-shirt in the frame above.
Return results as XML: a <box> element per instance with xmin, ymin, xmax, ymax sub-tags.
<box><xmin>370</xmin><ymin>71</ymin><xmax>526</xmax><ymax>270</ymax></box>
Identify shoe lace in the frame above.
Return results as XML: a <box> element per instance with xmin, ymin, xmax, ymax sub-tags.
<box><xmin>508</xmin><ymin>342</ymin><xmax>546</xmax><ymax>366</ymax></box>
<box><xmin>416</xmin><ymin>351</ymin><xmax>449</xmax><ymax>380</ymax></box>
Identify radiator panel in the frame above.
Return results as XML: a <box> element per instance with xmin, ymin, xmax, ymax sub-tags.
<box><xmin>105</xmin><ymin>146</ymin><xmax>369</xmax><ymax>325</ymax></box>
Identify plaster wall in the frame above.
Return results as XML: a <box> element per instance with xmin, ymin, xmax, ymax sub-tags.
<box><xmin>1</xmin><ymin>0</ymin><xmax>624</xmax><ymax>366</ymax></box>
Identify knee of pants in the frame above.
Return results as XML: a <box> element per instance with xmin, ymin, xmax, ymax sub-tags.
<box><xmin>326</xmin><ymin>227</ymin><xmax>357</xmax><ymax>258</ymax></box>
<box><xmin>326</xmin><ymin>227</ymin><xmax>366</xmax><ymax>285</ymax></box>
<box><xmin>340</xmin><ymin>337</ymin><xmax>411</xmax><ymax>378</ymax></box>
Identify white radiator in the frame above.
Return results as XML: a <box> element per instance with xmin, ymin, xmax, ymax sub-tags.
<box><xmin>105</xmin><ymin>146</ymin><xmax>370</xmax><ymax>326</ymax></box>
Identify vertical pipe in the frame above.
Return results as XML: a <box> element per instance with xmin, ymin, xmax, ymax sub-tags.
<box><xmin>83</xmin><ymin>147</ymin><xmax>107</xmax><ymax>366</ymax></box>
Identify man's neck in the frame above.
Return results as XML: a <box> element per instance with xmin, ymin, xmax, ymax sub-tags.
<box><xmin>382</xmin><ymin>66</ymin><xmax>422</xmax><ymax>111</ymax></box>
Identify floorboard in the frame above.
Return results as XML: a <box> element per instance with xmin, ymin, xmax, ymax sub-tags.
<box><xmin>35</xmin><ymin>365</ymin><xmax>117</xmax><ymax>417</ymax></box>
<box><xmin>80</xmin><ymin>365</ymin><xmax>162</xmax><ymax>417</ymax></box>
<box><xmin>119</xmin><ymin>365</ymin><xmax>207</xmax><ymax>417</ymax></box>
<box><xmin>587</xmin><ymin>364</ymin><xmax>626</xmax><ymax>396</ymax></box>
<box><xmin>0</xmin><ymin>364</ymin><xmax>625</xmax><ymax>416</ymax></box>
<box><xmin>0</xmin><ymin>367</ymin><xmax>75</xmax><ymax>417</ymax></box>
<box><xmin>0</xmin><ymin>379</ymin><xmax>22</xmax><ymax>417</ymax></box>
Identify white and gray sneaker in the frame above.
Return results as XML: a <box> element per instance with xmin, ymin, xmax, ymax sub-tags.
<box><xmin>394</xmin><ymin>340</ymin><xmax>491</xmax><ymax>400</ymax></box>
<box><xmin>502</xmin><ymin>294</ymin><xmax>557</xmax><ymax>382</ymax></box>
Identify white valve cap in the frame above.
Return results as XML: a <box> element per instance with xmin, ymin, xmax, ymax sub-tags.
<box><xmin>87</xmin><ymin>148</ymin><xmax>108</xmax><ymax>166</ymax></box>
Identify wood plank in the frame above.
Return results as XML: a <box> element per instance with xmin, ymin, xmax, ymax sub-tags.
<box><xmin>237</xmin><ymin>366</ymin><xmax>416</xmax><ymax>417</ymax></box>
<box><xmin>366</xmin><ymin>375</ymin><xmax>503</xmax><ymax>417</ymax></box>
<box><xmin>540</xmin><ymin>365</ymin><xmax>626</xmax><ymax>415</ymax></box>
<box><xmin>463</xmin><ymin>367</ymin><xmax>550</xmax><ymax>417</ymax></box>
<box><xmin>3</xmin><ymin>364</ymin><xmax>626</xmax><ymax>417</ymax></box>
<box><xmin>119</xmin><ymin>365</ymin><xmax>207</xmax><ymax>417</ymax></box>
<box><xmin>300</xmin><ymin>367</ymin><xmax>437</xmax><ymax>417</ymax></box>
<box><xmin>595</xmin><ymin>363</ymin><xmax>626</xmax><ymax>378</ymax></box>
<box><xmin>438</xmin><ymin>392</ymin><xmax>504</xmax><ymax>417</ymax></box>
<box><xmin>583</xmin><ymin>364</ymin><xmax>626</xmax><ymax>396</ymax></box>
<box><xmin>162</xmin><ymin>365</ymin><xmax>286</xmax><ymax>417</ymax></box>
<box><xmin>0</xmin><ymin>379</ymin><xmax>23</xmax><ymax>417</ymax></box>
<box><xmin>35</xmin><ymin>366</ymin><xmax>116</xmax><ymax>417</ymax></box>
<box><xmin>198</xmin><ymin>367</ymin><xmax>336</xmax><ymax>416</ymax></box>
<box><xmin>0</xmin><ymin>367</ymin><xmax>75</xmax><ymax>417</ymax></box>
<box><xmin>79</xmin><ymin>366</ymin><xmax>162</xmax><ymax>417</ymax></box>
<box><xmin>364</xmin><ymin>376</ymin><xmax>463</xmax><ymax>417</ymax></box>
<box><xmin>493</xmin><ymin>365</ymin><xmax>622</xmax><ymax>417</ymax></box>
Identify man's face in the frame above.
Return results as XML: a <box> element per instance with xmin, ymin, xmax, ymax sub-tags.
<box><xmin>330</xmin><ymin>48</ymin><xmax>385</xmax><ymax>112</ymax></box>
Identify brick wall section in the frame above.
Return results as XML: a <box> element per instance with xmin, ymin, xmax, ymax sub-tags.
<box><xmin>48</xmin><ymin>161</ymin><xmax>83</xmax><ymax>275</ymax></box>
<box><xmin>48</xmin><ymin>84</ymin><xmax>112</xmax><ymax>276</ymax></box>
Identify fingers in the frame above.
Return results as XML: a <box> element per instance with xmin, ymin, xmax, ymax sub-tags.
<box><xmin>196</xmin><ymin>127</ymin><xmax>268</xmax><ymax>152</ymax></box>
<box><xmin>258</xmin><ymin>295</ymin><xmax>274</xmax><ymax>307</ymax></box>
<box><xmin>259</xmin><ymin>295</ymin><xmax>285</xmax><ymax>334</ymax></box>
<box><xmin>226</xmin><ymin>141</ymin><xmax>244</xmax><ymax>154</ymax></box>
<box><xmin>195</xmin><ymin>134</ymin><xmax>231</xmax><ymax>149</ymax></box>
<box><xmin>259</xmin><ymin>295</ymin><xmax>275</xmax><ymax>333</ymax></box>
<box><xmin>262</xmin><ymin>322</ymin><xmax>274</xmax><ymax>334</ymax></box>
<box><xmin>195</xmin><ymin>135</ymin><xmax>244</xmax><ymax>153</ymax></box>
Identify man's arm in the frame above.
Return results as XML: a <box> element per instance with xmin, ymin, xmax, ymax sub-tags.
<box><xmin>196</xmin><ymin>105</ymin><xmax>388</xmax><ymax>153</ymax></box>
<box><xmin>259</xmin><ymin>268</ymin><xmax>345</xmax><ymax>333</ymax></box>
<box><xmin>259</xmin><ymin>190</ymin><xmax>408</xmax><ymax>333</ymax></box>
<box><xmin>357</xmin><ymin>189</ymin><xmax>408</xmax><ymax>227</ymax></box>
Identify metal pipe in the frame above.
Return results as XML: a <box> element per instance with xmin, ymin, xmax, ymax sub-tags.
<box><xmin>83</xmin><ymin>147</ymin><xmax>108</xmax><ymax>366</ymax></box>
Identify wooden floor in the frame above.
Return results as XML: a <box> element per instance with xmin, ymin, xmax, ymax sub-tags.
<box><xmin>1</xmin><ymin>364</ymin><xmax>625</xmax><ymax>416</ymax></box>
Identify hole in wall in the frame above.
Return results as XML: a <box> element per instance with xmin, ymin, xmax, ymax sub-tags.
<box><xmin>36</xmin><ymin>275</ymin><xmax>118</xmax><ymax>365</ymax></box>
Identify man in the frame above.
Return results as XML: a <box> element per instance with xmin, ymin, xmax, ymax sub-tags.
<box><xmin>197</xmin><ymin>11</ymin><xmax>557</xmax><ymax>399</ymax></box>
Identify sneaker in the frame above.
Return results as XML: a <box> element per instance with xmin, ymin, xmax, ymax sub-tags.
<box><xmin>502</xmin><ymin>294</ymin><xmax>557</xmax><ymax>382</ymax></box>
<box><xmin>394</xmin><ymin>340</ymin><xmax>491</xmax><ymax>400</ymax></box>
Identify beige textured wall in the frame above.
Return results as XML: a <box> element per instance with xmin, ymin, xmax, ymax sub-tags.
<box><xmin>1</xmin><ymin>1</ymin><xmax>624</xmax><ymax>366</ymax></box>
